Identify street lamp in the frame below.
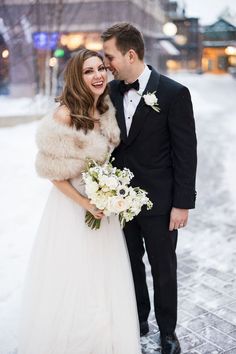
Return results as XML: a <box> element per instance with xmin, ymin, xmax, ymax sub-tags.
<box><xmin>174</xmin><ymin>34</ymin><xmax>187</xmax><ymax>46</ymax></box>
<box><xmin>49</xmin><ymin>57</ymin><xmax>57</xmax><ymax>67</ymax></box>
<box><xmin>225</xmin><ymin>46</ymin><xmax>236</xmax><ymax>56</ymax></box>
<box><xmin>163</xmin><ymin>22</ymin><xmax>177</xmax><ymax>37</ymax></box>
<box><xmin>1</xmin><ymin>49</ymin><xmax>9</xmax><ymax>59</ymax></box>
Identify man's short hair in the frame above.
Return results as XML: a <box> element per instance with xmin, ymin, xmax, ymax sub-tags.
<box><xmin>101</xmin><ymin>22</ymin><xmax>144</xmax><ymax>60</ymax></box>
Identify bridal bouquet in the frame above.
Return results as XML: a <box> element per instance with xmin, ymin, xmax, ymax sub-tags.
<box><xmin>82</xmin><ymin>158</ymin><xmax>153</xmax><ymax>230</ymax></box>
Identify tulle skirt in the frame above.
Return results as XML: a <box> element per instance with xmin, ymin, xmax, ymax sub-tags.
<box><xmin>18</xmin><ymin>178</ymin><xmax>141</xmax><ymax>354</ymax></box>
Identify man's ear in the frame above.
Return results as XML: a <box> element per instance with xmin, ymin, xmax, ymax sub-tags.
<box><xmin>127</xmin><ymin>49</ymin><xmax>137</xmax><ymax>63</ymax></box>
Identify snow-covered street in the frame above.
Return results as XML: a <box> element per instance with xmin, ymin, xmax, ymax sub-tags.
<box><xmin>1</xmin><ymin>73</ymin><xmax>236</xmax><ymax>353</ymax></box>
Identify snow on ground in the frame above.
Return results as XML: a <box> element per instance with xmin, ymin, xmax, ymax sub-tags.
<box><xmin>0</xmin><ymin>74</ymin><xmax>236</xmax><ymax>353</ymax></box>
<box><xmin>0</xmin><ymin>122</ymin><xmax>51</xmax><ymax>352</ymax></box>
<box><xmin>0</xmin><ymin>95</ymin><xmax>52</xmax><ymax>117</ymax></box>
<box><xmin>172</xmin><ymin>73</ymin><xmax>236</xmax><ymax>268</ymax></box>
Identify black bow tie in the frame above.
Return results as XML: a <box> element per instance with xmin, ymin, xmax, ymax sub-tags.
<box><xmin>119</xmin><ymin>79</ymin><xmax>140</xmax><ymax>95</ymax></box>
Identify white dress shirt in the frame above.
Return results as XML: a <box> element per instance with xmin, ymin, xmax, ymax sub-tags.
<box><xmin>123</xmin><ymin>64</ymin><xmax>151</xmax><ymax>135</ymax></box>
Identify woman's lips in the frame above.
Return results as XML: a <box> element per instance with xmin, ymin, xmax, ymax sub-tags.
<box><xmin>92</xmin><ymin>81</ymin><xmax>104</xmax><ymax>88</ymax></box>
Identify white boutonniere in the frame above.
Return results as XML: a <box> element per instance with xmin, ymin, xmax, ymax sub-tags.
<box><xmin>142</xmin><ymin>91</ymin><xmax>160</xmax><ymax>112</ymax></box>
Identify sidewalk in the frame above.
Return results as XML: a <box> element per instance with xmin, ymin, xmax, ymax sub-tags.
<box><xmin>0</xmin><ymin>74</ymin><xmax>236</xmax><ymax>354</ymax></box>
<box><xmin>142</xmin><ymin>243</ymin><xmax>236</xmax><ymax>353</ymax></box>
<box><xmin>141</xmin><ymin>73</ymin><xmax>236</xmax><ymax>353</ymax></box>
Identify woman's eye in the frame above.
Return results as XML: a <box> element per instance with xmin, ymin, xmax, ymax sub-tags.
<box><xmin>84</xmin><ymin>70</ymin><xmax>93</xmax><ymax>74</ymax></box>
<box><xmin>99</xmin><ymin>66</ymin><xmax>106</xmax><ymax>71</ymax></box>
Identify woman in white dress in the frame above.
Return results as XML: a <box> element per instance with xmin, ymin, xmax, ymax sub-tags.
<box><xmin>18</xmin><ymin>49</ymin><xmax>141</xmax><ymax>354</ymax></box>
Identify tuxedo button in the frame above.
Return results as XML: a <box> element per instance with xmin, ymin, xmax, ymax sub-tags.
<box><xmin>128</xmin><ymin>116</ymin><xmax>131</xmax><ymax>119</ymax></box>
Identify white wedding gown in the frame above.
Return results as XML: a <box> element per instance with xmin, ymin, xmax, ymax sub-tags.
<box><xmin>18</xmin><ymin>177</ymin><xmax>141</xmax><ymax>354</ymax></box>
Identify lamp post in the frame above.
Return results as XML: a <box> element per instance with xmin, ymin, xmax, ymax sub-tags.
<box><xmin>225</xmin><ymin>46</ymin><xmax>236</xmax><ymax>56</ymax></box>
<box><xmin>163</xmin><ymin>22</ymin><xmax>177</xmax><ymax>37</ymax></box>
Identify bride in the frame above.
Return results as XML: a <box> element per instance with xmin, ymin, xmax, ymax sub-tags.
<box><xmin>18</xmin><ymin>49</ymin><xmax>141</xmax><ymax>354</ymax></box>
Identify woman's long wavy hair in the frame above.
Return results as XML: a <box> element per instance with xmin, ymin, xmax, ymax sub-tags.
<box><xmin>56</xmin><ymin>49</ymin><xmax>109</xmax><ymax>131</ymax></box>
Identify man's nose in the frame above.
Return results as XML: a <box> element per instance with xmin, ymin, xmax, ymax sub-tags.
<box><xmin>104</xmin><ymin>57</ymin><xmax>110</xmax><ymax>70</ymax></box>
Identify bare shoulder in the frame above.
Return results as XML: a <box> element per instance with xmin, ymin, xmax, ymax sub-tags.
<box><xmin>53</xmin><ymin>105</ymin><xmax>71</xmax><ymax>125</ymax></box>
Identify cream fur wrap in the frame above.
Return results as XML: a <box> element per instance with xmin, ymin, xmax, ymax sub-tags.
<box><xmin>35</xmin><ymin>97</ymin><xmax>120</xmax><ymax>180</ymax></box>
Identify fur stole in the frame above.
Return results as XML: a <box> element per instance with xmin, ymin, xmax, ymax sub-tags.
<box><xmin>35</xmin><ymin>96</ymin><xmax>120</xmax><ymax>180</ymax></box>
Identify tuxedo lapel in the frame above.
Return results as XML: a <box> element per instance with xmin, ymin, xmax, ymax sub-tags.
<box><xmin>116</xmin><ymin>91</ymin><xmax>128</xmax><ymax>141</ymax></box>
<box><xmin>110</xmin><ymin>85</ymin><xmax>127</xmax><ymax>142</ymax></box>
<box><xmin>126</xmin><ymin>68</ymin><xmax>161</xmax><ymax>146</ymax></box>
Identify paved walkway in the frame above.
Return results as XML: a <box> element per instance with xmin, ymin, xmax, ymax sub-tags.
<box><xmin>141</xmin><ymin>74</ymin><xmax>236</xmax><ymax>353</ymax></box>
<box><xmin>141</xmin><ymin>248</ymin><xmax>236</xmax><ymax>353</ymax></box>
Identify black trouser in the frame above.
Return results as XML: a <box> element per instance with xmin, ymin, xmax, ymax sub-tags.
<box><xmin>124</xmin><ymin>214</ymin><xmax>178</xmax><ymax>335</ymax></box>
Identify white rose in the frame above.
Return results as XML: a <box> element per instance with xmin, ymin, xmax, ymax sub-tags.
<box><xmin>105</xmin><ymin>176</ymin><xmax>119</xmax><ymax>190</ymax></box>
<box><xmin>143</xmin><ymin>93</ymin><xmax>158</xmax><ymax>106</ymax></box>
<box><xmin>108</xmin><ymin>197</ymin><xmax>129</xmax><ymax>213</ymax></box>
<box><xmin>85</xmin><ymin>181</ymin><xmax>99</xmax><ymax>197</ymax></box>
<box><xmin>99</xmin><ymin>175</ymin><xmax>108</xmax><ymax>187</ymax></box>
<box><xmin>92</xmin><ymin>195</ymin><xmax>108</xmax><ymax>210</ymax></box>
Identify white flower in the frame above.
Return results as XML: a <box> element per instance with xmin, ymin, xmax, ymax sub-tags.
<box><xmin>142</xmin><ymin>91</ymin><xmax>160</xmax><ymax>113</ymax></box>
<box><xmin>143</xmin><ymin>92</ymin><xmax>157</xmax><ymax>105</ymax></box>
<box><xmin>128</xmin><ymin>187</ymin><xmax>137</xmax><ymax>198</ymax></box>
<box><xmin>85</xmin><ymin>181</ymin><xmax>99</xmax><ymax>196</ymax></box>
<box><xmin>99</xmin><ymin>175</ymin><xmax>119</xmax><ymax>190</ymax></box>
<box><xmin>99</xmin><ymin>175</ymin><xmax>109</xmax><ymax>187</ymax></box>
<box><xmin>119</xmin><ymin>176</ymin><xmax>130</xmax><ymax>185</ymax></box>
<box><xmin>117</xmin><ymin>185</ymin><xmax>129</xmax><ymax>197</ymax></box>
<box><xmin>131</xmin><ymin>206</ymin><xmax>141</xmax><ymax>215</ymax></box>
<box><xmin>108</xmin><ymin>196</ymin><xmax>130</xmax><ymax>213</ymax></box>
<box><xmin>92</xmin><ymin>193</ymin><xmax>108</xmax><ymax>210</ymax></box>
<box><xmin>106</xmin><ymin>176</ymin><xmax>119</xmax><ymax>189</ymax></box>
<box><xmin>101</xmin><ymin>185</ymin><xmax>110</xmax><ymax>193</ymax></box>
<box><xmin>82</xmin><ymin>158</ymin><xmax>153</xmax><ymax>230</ymax></box>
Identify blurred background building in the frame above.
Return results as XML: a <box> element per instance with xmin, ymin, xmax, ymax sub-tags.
<box><xmin>202</xmin><ymin>17</ymin><xmax>236</xmax><ymax>74</ymax></box>
<box><xmin>0</xmin><ymin>31</ymin><xmax>9</xmax><ymax>95</ymax></box>
<box><xmin>0</xmin><ymin>0</ymin><xmax>236</xmax><ymax>97</ymax></box>
<box><xmin>158</xmin><ymin>1</ymin><xmax>201</xmax><ymax>73</ymax></box>
<box><xmin>0</xmin><ymin>0</ymin><xmax>168</xmax><ymax>97</ymax></box>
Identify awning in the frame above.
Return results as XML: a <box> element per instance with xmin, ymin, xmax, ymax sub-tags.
<box><xmin>159</xmin><ymin>40</ymin><xmax>180</xmax><ymax>56</ymax></box>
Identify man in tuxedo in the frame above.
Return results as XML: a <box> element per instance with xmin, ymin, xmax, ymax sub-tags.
<box><xmin>102</xmin><ymin>23</ymin><xmax>197</xmax><ymax>354</ymax></box>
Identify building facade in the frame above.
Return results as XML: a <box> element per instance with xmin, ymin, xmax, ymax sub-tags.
<box><xmin>0</xmin><ymin>0</ymin><xmax>170</xmax><ymax>97</ymax></box>
<box><xmin>0</xmin><ymin>33</ymin><xmax>9</xmax><ymax>95</ymax></box>
<box><xmin>202</xmin><ymin>18</ymin><xmax>236</xmax><ymax>74</ymax></box>
<box><xmin>160</xmin><ymin>1</ymin><xmax>201</xmax><ymax>73</ymax></box>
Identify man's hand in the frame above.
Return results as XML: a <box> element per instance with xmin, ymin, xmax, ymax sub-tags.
<box><xmin>169</xmin><ymin>208</ymin><xmax>189</xmax><ymax>231</ymax></box>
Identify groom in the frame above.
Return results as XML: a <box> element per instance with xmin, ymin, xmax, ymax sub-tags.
<box><xmin>102</xmin><ymin>23</ymin><xmax>197</xmax><ymax>354</ymax></box>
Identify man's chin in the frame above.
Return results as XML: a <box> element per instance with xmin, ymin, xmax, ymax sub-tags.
<box><xmin>113</xmin><ymin>72</ymin><xmax>121</xmax><ymax>80</ymax></box>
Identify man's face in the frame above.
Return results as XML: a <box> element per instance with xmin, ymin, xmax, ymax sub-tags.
<box><xmin>103</xmin><ymin>37</ymin><xmax>130</xmax><ymax>81</ymax></box>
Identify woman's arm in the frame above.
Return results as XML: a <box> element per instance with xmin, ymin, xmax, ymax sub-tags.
<box><xmin>52</xmin><ymin>179</ymin><xmax>104</xmax><ymax>219</ymax></box>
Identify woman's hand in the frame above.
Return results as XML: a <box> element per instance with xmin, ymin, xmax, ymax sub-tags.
<box><xmin>51</xmin><ymin>180</ymin><xmax>104</xmax><ymax>220</ymax></box>
<box><xmin>81</xmin><ymin>197</ymin><xmax>104</xmax><ymax>219</ymax></box>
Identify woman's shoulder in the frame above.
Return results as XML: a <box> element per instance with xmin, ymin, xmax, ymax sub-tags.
<box><xmin>53</xmin><ymin>105</ymin><xmax>72</xmax><ymax>125</ymax></box>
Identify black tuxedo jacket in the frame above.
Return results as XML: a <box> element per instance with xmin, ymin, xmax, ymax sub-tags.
<box><xmin>109</xmin><ymin>67</ymin><xmax>197</xmax><ymax>215</ymax></box>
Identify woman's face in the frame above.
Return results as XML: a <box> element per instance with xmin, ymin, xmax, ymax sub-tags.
<box><xmin>82</xmin><ymin>56</ymin><xmax>107</xmax><ymax>98</ymax></box>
